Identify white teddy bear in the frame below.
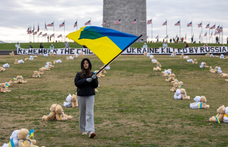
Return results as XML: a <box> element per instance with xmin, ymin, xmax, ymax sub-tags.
<box><xmin>147</xmin><ymin>53</ymin><xmax>150</xmax><ymax>57</ymax></box>
<box><xmin>174</xmin><ymin>89</ymin><xmax>182</xmax><ymax>100</ymax></box>
<box><xmin>69</xmin><ymin>56</ymin><xmax>74</xmax><ymax>60</ymax></box>
<box><xmin>190</xmin><ymin>96</ymin><xmax>207</xmax><ymax>109</ymax></box>
<box><xmin>210</xmin><ymin>54</ymin><xmax>214</xmax><ymax>57</ymax></box>
<box><xmin>105</xmin><ymin>65</ymin><xmax>110</xmax><ymax>70</ymax></box>
<box><xmin>2</xmin><ymin>130</ymin><xmax>20</xmax><ymax>147</ymax></box>
<box><xmin>151</xmin><ymin>59</ymin><xmax>157</xmax><ymax>63</ymax></box>
<box><xmin>56</xmin><ymin>59</ymin><xmax>62</xmax><ymax>63</ymax></box>
<box><xmin>43</xmin><ymin>54</ymin><xmax>48</xmax><ymax>57</ymax></box>
<box><xmin>63</xmin><ymin>94</ymin><xmax>72</xmax><ymax>107</ymax></box>
<box><xmin>18</xmin><ymin>59</ymin><xmax>24</xmax><ymax>64</ymax></box>
<box><xmin>183</xmin><ymin>56</ymin><xmax>189</xmax><ymax>59</ymax></box>
<box><xmin>199</xmin><ymin>62</ymin><xmax>204</xmax><ymax>68</ymax></box>
<box><xmin>223</xmin><ymin>107</ymin><xmax>228</xmax><ymax>123</ymax></box>
<box><xmin>3</xmin><ymin>63</ymin><xmax>10</xmax><ymax>68</ymax></box>
<box><xmin>187</xmin><ymin>59</ymin><xmax>193</xmax><ymax>62</ymax></box>
<box><xmin>217</xmin><ymin>67</ymin><xmax>222</xmax><ymax>74</ymax></box>
<box><xmin>170</xmin><ymin>53</ymin><xmax>175</xmax><ymax>57</ymax></box>
<box><xmin>29</xmin><ymin>56</ymin><xmax>34</xmax><ymax>60</ymax></box>
<box><xmin>220</xmin><ymin>54</ymin><xmax>224</xmax><ymax>59</ymax></box>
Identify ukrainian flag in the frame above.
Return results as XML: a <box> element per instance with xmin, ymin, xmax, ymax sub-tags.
<box><xmin>29</xmin><ymin>129</ymin><xmax>34</xmax><ymax>138</ymax></box>
<box><xmin>8</xmin><ymin>138</ymin><xmax>15</xmax><ymax>147</ymax></box>
<box><xmin>67</xmin><ymin>26</ymin><xmax>139</xmax><ymax>65</ymax></box>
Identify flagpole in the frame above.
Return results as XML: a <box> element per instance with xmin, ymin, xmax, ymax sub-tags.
<box><xmin>166</xmin><ymin>18</ymin><xmax>167</xmax><ymax>37</ymax></box>
<box><xmin>179</xmin><ymin>20</ymin><xmax>181</xmax><ymax>41</ymax></box>
<box><xmin>53</xmin><ymin>21</ymin><xmax>55</xmax><ymax>42</ymax></box>
<box><xmin>97</xmin><ymin>35</ymin><xmax>142</xmax><ymax>74</ymax></box>
<box><xmin>191</xmin><ymin>20</ymin><xmax>193</xmax><ymax>40</ymax></box>
<box><xmin>64</xmin><ymin>20</ymin><xmax>65</xmax><ymax>42</ymax></box>
<box><xmin>151</xmin><ymin>18</ymin><xmax>152</xmax><ymax>42</ymax></box>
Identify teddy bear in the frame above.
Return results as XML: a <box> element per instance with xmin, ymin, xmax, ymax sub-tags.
<box><xmin>63</xmin><ymin>94</ymin><xmax>78</xmax><ymax>107</ymax></box>
<box><xmin>209</xmin><ymin>66</ymin><xmax>217</xmax><ymax>73</ymax></box>
<box><xmin>47</xmin><ymin>62</ymin><xmax>54</xmax><ymax>68</ymax></box>
<box><xmin>225</xmin><ymin>79</ymin><xmax>228</xmax><ymax>82</ymax></box>
<box><xmin>199</xmin><ymin>62</ymin><xmax>209</xmax><ymax>68</ymax></box>
<box><xmin>66</xmin><ymin>56</ymin><xmax>74</xmax><ymax>60</ymax></box>
<box><xmin>6</xmin><ymin>80</ymin><xmax>13</xmax><ymax>87</ymax></box>
<box><xmin>105</xmin><ymin>65</ymin><xmax>110</xmax><ymax>70</ymax></box>
<box><xmin>180</xmin><ymin>88</ymin><xmax>190</xmax><ymax>100</ymax></box>
<box><xmin>14</xmin><ymin>76</ymin><xmax>27</xmax><ymax>84</ymax></box>
<box><xmin>95</xmin><ymin>70</ymin><xmax>105</xmax><ymax>78</ymax></box>
<box><xmin>144</xmin><ymin>51</ymin><xmax>147</xmax><ymax>56</ymax></box>
<box><xmin>210</xmin><ymin>54</ymin><xmax>214</xmax><ymax>57</ymax></box>
<box><xmin>55</xmin><ymin>105</ymin><xmax>72</xmax><ymax>121</ymax></box>
<box><xmin>205</xmin><ymin>52</ymin><xmax>210</xmax><ymax>57</ymax></box>
<box><xmin>18</xmin><ymin>128</ymin><xmax>38</xmax><ymax>147</ymax></box>
<box><xmin>33</xmin><ymin>55</ymin><xmax>38</xmax><ymax>58</ymax></box>
<box><xmin>53</xmin><ymin>59</ymin><xmax>62</xmax><ymax>64</ymax></box>
<box><xmin>42</xmin><ymin>66</ymin><xmax>50</xmax><ymax>71</ymax></box>
<box><xmin>149</xmin><ymin>54</ymin><xmax>154</xmax><ymax>59</ymax></box>
<box><xmin>209</xmin><ymin>105</ymin><xmax>226</xmax><ymax>123</ymax></box>
<box><xmin>50</xmin><ymin>52</ymin><xmax>54</xmax><ymax>56</ymax></box>
<box><xmin>162</xmin><ymin>69</ymin><xmax>172</xmax><ymax>76</ymax></box>
<box><xmin>24</xmin><ymin>57</ymin><xmax>29</xmax><ymax>61</ymax></box>
<box><xmin>187</xmin><ymin>59</ymin><xmax>193</xmax><ymax>62</ymax></box>
<box><xmin>192</xmin><ymin>59</ymin><xmax>198</xmax><ymax>64</ymax></box>
<box><xmin>39</xmin><ymin>68</ymin><xmax>44</xmax><ymax>74</ymax></box>
<box><xmin>10</xmin><ymin>51</ymin><xmax>15</xmax><ymax>56</ymax></box>
<box><xmin>18</xmin><ymin>60</ymin><xmax>24</xmax><ymax>64</ymax></box>
<box><xmin>151</xmin><ymin>57</ymin><xmax>157</xmax><ymax>63</ymax></box>
<box><xmin>184</xmin><ymin>56</ymin><xmax>190</xmax><ymax>59</ymax></box>
<box><xmin>180</xmin><ymin>54</ymin><xmax>184</xmax><ymax>58</ymax></box>
<box><xmin>220</xmin><ymin>73</ymin><xmax>228</xmax><ymax>78</ymax></box>
<box><xmin>42</xmin><ymin>104</ymin><xmax>57</xmax><ymax>121</ymax></box>
<box><xmin>153</xmin><ymin>66</ymin><xmax>161</xmax><ymax>71</ymax></box>
<box><xmin>3</xmin><ymin>63</ymin><xmax>10</xmax><ymax>68</ymax></box>
<box><xmin>73</xmin><ymin>53</ymin><xmax>79</xmax><ymax>58</ymax></box>
<box><xmin>170</xmin><ymin>53</ymin><xmax>175</xmax><ymax>57</ymax></box>
<box><xmin>223</xmin><ymin>107</ymin><xmax>228</xmax><ymax>123</ymax></box>
<box><xmin>170</xmin><ymin>80</ymin><xmax>183</xmax><ymax>92</ymax></box>
<box><xmin>190</xmin><ymin>96</ymin><xmax>209</xmax><ymax>109</ymax></box>
<box><xmin>32</xmin><ymin>71</ymin><xmax>41</xmax><ymax>78</ymax></box>
<box><xmin>0</xmin><ymin>67</ymin><xmax>6</xmax><ymax>72</ymax></box>
<box><xmin>2</xmin><ymin>83</ymin><xmax>11</xmax><ymax>93</ymax></box>
<box><xmin>1</xmin><ymin>130</ymin><xmax>20</xmax><ymax>147</ymax></box>
<box><xmin>217</xmin><ymin>67</ymin><xmax>222</xmax><ymax>74</ymax></box>
<box><xmin>14</xmin><ymin>59</ymin><xmax>19</xmax><ymax>64</ymax></box>
<box><xmin>29</xmin><ymin>56</ymin><xmax>34</xmax><ymax>60</ymax></box>
<box><xmin>220</xmin><ymin>54</ymin><xmax>224</xmax><ymax>59</ymax></box>
<box><xmin>43</xmin><ymin>54</ymin><xmax>48</xmax><ymax>57</ymax></box>
<box><xmin>171</xmin><ymin>79</ymin><xmax>184</xmax><ymax>85</ymax></box>
<box><xmin>166</xmin><ymin>73</ymin><xmax>175</xmax><ymax>82</ymax></box>
<box><xmin>156</xmin><ymin>62</ymin><xmax>161</xmax><ymax>67</ymax></box>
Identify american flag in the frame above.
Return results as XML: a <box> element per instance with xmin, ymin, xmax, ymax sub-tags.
<box><xmin>187</xmin><ymin>22</ymin><xmax>192</xmax><ymax>27</ymax></box>
<box><xmin>57</xmin><ymin>34</ymin><xmax>62</xmax><ymax>38</ymax></box>
<box><xmin>33</xmin><ymin>31</ymin><xmax>37</xmax><ymax>35</ymax></box>
<box><xmin>198</xmin><ymin>23</ymin><xmax>202</xmax><ymax>28</ymax></box>
<box><xmin>162</xmin><ymin>21</ymin><xmax>167</xmax><ymax>26</ymax></box>
<box><xmin>175</xmin><ymin>21</ymin><xmax>180</xmax><ymax>26</ymax></box>
<box><xmin>74</xmin><ymin>21</ymin><xmax>77</xmax><ymax>28</ymax></box>
<box><xmin>42</xmin><ymin>33</ymin><xmax>47</xmax><ymax>37</ymax></box>
<box><xmin>132</xmin><ymin>19</ymin><xmax>137</xmax><ymax>24</ymax></box>
<box><xmin>50</xmin><ymin>34</ymin><xmax>54</xmax><ymax>38</ymax></box>
<box><xmin>204</xmin><ymin>32</ymin><xmax>207</xmax><ymax>36</ymax></box>
<box><xmin>102</xmin><ymin>20</ymin><xmax>106</xmax><ymax>26</ymax></box>
<box><xmin>219</xmin><ymin>26</ymin><xmax>223</xmax><ymax>33</ymax></box>
<box><xmin>205</xmin><ymin>23</ymin><xmax>210</xmax><ymax>28</ymax></box>
<box><xmin>37</xmin><ymin>25</ymin><xmax>39</xmax><ymax>32</ymax></box>
<box><xmin>214</xmin><ymin>31</ymin><xmax>219</xmax><ymax>35</ymax></box>
<box><xmin>85</xmin><ymin>20</ymin><xmax>91</xmax><ymax>25</ymax></box>
<box><xmin>155</xmin><ymin>35</ymin><xmax>159</xmax><ymax>39</ymax></box>
<box><xmin>210</xmin><ymin>24</ymin><xmax>215</xmax><ymax>29</ymax></box>
<box><xmin>38</xmin><ymin>32</ymin><xmax>42</xmax><ymax>36</ymax></box>
<box><xmin>164</xmin><ymin>35</ymin><xmax>168</xmax><ymax>39</ymax></box>
<box><xmin>59</xmin><ymin>21</ymin><xmax>65</xmax><ymax>28</ymax></box>
<box><xmin>45</xmin><ymin>23</ymin><xmax>48</xmax><ymax>30</ymax></box>
<box><xmin>27</xmin><ymin>27</ymin><xmax>30</xmax><ymax>34</ymax></box>
<box><xmin>47</xmin><ymin>22</ymin><xmax>54</xmax><ymax>27</ymax></box>
<box><xmin>147</xmin><ymin>19</ymin><xmax>152</xmax><ymax>24</ymax></box>
<box><xmin>114</xmin><ymin>19</ymin><xmax>121</xmax><ymax>25</ymax></box>
<box><xmin>216</xmin><ymin>25</ymin><xmax>220</xmax><ymax>31</ymax></box>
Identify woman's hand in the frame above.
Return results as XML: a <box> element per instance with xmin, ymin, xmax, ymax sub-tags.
<box><xmin>92</xmin><ymin>74</ymin><xmax>97</xmax><ymax>79</ymax></box>
<box><xmin>86</xmin><ymin>78</ymin><xmax>93</xmax><ymax>83</ymax></box>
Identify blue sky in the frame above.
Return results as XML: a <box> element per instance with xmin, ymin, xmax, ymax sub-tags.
<box><xmin>0</xmin><ymin>0</ymin><xmax>227</xmax><ymax>43</ymax></box>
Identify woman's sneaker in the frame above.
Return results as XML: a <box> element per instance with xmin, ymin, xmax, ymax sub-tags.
<box><xmin>82</xmin><ymin>132</ymin><xmax>88</xmax><ymax>135</ymax></box>
<box><xmin>89</xmin><ymin>132</ymin><xmax>96</xmax><ymax>138</ymax></box>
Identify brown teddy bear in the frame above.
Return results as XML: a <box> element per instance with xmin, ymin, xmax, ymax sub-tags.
<box><xmin>50</xmin><ymin>52</ymin><xmax>54</xmax><ymax>56</ymax></box>
<box><xmin>39</xmin><ymin>68</ymin><xmax>44</xmax><ymax>74</ymax></box>
<box><xmin>33</xmin><ymin>55</ymin><xmax>38</xmax><ymax>58</ymax></box>
<box><xmin>203</xmin><ymin>62</ymin><xmax>209</xmax><ymax>68</ymax></box>
<box><xmin>95</xmin><ymin>70</ymin><xmax>105</xmax><ymax>78</ymax></box>
<box><xmin>192</xmin><ymin>59</ymin><xmax>198</xmax><ymax>64</ymax></box>
<box><xmin>18</xmin><ymin>128</ymin><xmax>38</xmax><ymax>147</ymax></box>
<box><xmin>10</xmin><ymin>51</ymin><xmax>14</xmax><ymax>56</ymax></box>
<box><xmin>0</xmin><ymin>83</ymin><xmax>5</xmax><ymax>93</ymax></box>
<box><xmin>180</xmin><ymin>88</ymin><xmax>190</xmax><ymax>100</ymax></box>
<box><xmin>144</xmin><ymin>51</ymin><xmax>147</xmax><ymax>56</ymax></box>
<box><xmin>220</xmin><ymin>73</ymin><xmax>228</xmax><ymax>78</ymax></box>
<box><xmin>209</xmin><ymin>105</ymin><xmax>226</xmax><ymax>123</ymax></box>
<box><xmin>42</xmin><ymin>104</ymin><xmax>57</xmax><ymax>121</ymax></box>
<box><xmin>41</xmin><ymin>66</ymin><xmax>50</xmax><ymax>71</ymax></box>
<box><xmin>0</xmin><ymin>67</ymin><xmax>6</xmax><ymax>72</ymax></box>
<box><xmin>24</xmin><ymin>57</ymin><xmax>29</xmax><ymax>61</ymax></box>
<box><xmin>63</xmin><ymin>94</ymin><xmax>78</xmax><ymax>108</ymax></box>
<box><xmin>14</xmin><ymin>59</ymin><xmax>18</xmax><ymax>64</ymax></box>
<box><xmin>3</xmin><ymin>83</ymin><xmax>11</xmax><ymax>93</ymax></box>
<box><xmin>48</xmin><ymin>62</ymin><xmax>54</xmax><ymax>68</ymax></box>
<box><xmin>180</xmin><ymin>54</ymin><xmax>184</xmax><ymax>58</ymax></box>
<box><xmin>55</xmin><ymin>105</ymin><xmax>72</xmax><ymax>121</ymax></box>
<box><xmin>14</xmin><ymin>76</ymin><xmax>27</xmax><ymax>84</ymax></box>
<box><xmin>210</xmin><ymin>66</ymin><xmax>218</xmax><ymax>73</ymax></box>
<box><xmin>32</xmin><ymin>71</ymin><xmax>41</xmax><ymax>78</ymax></box>
<box><xmin>190</xmin><ymin>96</ymin><xmax>209</xmax><ymax>109</ymax></box>
<box><xmin>170</xmin><ymin>82</ymin><xmax>180</xmax><ymax>92</ymax></box>
<box><xmin>156</xmin><ymin>62</ymin><xmax>162</xmax><ymax>67</ymax></box>
<box><xmin>205</xmin><ymin>52</ymin><xmax>210</xmax><ymax>57</ymax></box>
<box><xmin>100</xmin><ymin>66</ymin><xmax>107</xmax><ymax>74</ymax></box>
<box><xmin>153</xmin><ymin>66</ymin><xmax>161</xmax><ymax>71</ymax></box>
<box><xmin>166</xmin><ymin>73</ymin><xmax>175</xmax><ymax>82</ymax></box>
<box><xmin>225</xmin><ymin>79</ymin><xmax>228</xmax><ymax>82</ymax></box>
<box><xmin>6</xmin><ymin>80</ymin><xmax>13</xmax><ymax>86</ymax></box>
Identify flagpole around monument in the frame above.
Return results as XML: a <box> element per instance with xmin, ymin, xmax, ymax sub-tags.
<box><xmin>64</xmin><ymin>20</ymin><xmax>65</xmax><ymax>42</ymax></box>
<box><xmin>209</xmin><ymin>26</ymin><xmax>210</xmax><ymax>44</ymax></box>
<box><xmin>166</xmin><ymin>18</ymin><xmax>167</xmax><ymax>37</ymax></box>
<box><xmin>53</xmin><ymin>21</ymin><xmax>55</xmax><ymax>42</ymax></box>
<box><xmin>179</xmin><ymin>20</ymin><xmax>181</xmax><ymax>40</ymax></box>
<box><xmin>151</xmin><ymin>19</ymin><xmax>152</xmax><ymax>42</ymax></box>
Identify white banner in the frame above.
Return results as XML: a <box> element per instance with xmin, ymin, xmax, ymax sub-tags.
<box><xmin>17</xmin><ymin>46</ymin><xmax>227</xmax><ymax>55</ymax></box>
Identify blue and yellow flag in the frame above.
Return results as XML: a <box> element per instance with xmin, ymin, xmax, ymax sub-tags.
<box><xmin>29</xmin><ymin>129</ymin><xmax>34</xmax><ymax>138</ymax></box>
<box><xmin>8</xmin><ymin>138</ymin><xmax>15</xmax><ymax>147</ymax></box>
<box><xmin>67</xmin><ymin>26</ymin><xmax>139</xmax><ymax>65</ymax></box>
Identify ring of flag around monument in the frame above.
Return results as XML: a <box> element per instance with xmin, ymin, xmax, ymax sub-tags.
<box><xmin>67</xmin><ymin>26</ymin><xmax>139</xmax><ymax>65</ymax></box>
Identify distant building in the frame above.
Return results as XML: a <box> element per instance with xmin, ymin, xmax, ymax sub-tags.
<box><xmin>103</xmin><ymin>0</ymin><xmax>147</xmax><ymax>42</ymax></box>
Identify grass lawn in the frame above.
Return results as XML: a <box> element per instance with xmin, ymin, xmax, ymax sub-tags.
<box><xmin>0</xmin><ymin>54</ymin><xmax>228</xmax><ymax>146</ymax></box>
<box><xmin>0</xmin><ymin>42</ymin><xmax>227</xmax><ymax>50</ymax></box>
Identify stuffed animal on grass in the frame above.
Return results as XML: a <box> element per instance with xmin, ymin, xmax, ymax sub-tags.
<box><xmin>1</xmin><ymin>130</ymin><xmax>20</xmax><ymax>147</ymax></box>
<box><xmin>55</xmin><ymin>105</ymin><xmax>72</xmax><ymax>121</ymax></box>
<box><xmin>199</xmin><ymin>62</ymin><xmax>209</xmax><ymax>68</ymax></box>
<box><xmin>14</xmin><ymin>59</ymin><xmax>19</xmax><ymax>64</ymax></box>
<box><xmin>225</xmin><ymin>79</ymin><xmax>228</xmax><ymax>82</ymax></box>
<box><xmin>162</xmin><ymin>69</ymin><xmax>172</xmax><ymax>76</ymax></box>
<box><xmin>192</xmin><ymin>59</ymin><xmax>198</xmax><ymax>64</ymax></box>
<box><xmin>220</xmin><ymin>73</ymin><xmax>228</xmax><ymax>78</ymax></box>
<box><xmin>29</xmin><ymin>56</ymin><xmax>34</xmax><ymax>60</ymax></box>
<box><xmin>190</xmin><ymin>96</ymin><xmax>209</xmax><ymax>109</ymax></box>
<box><xmin>3</xmin><ymin>63</ymin><xmax>10</xmax><ymax>68</ymax></box>
<box><xmin>46</xmin><ymin>62</ymin><xmax>54</xmax><ymax>68</ymax></box>
<box><xmin>209</xmin><ymin>66</ymin><xmax>222</xmax><ymax>74</ymax></box>
<box><xmin>32</xmin><ymin>71</ymin><xmax>41</xmax><ymax>78</ymax></box>
<box><xmin>166</xmin><ymin>73</ymin><xmax>175</xmax><ymax>82</ymax></box>
<box><xmin>5</xmin><ymin>80</ymin><xmax>13</xmax><ymax>87</ymax></box>
<box><xmin>220</xmin><ymin>54</ymin><xmax>224</xmax><ymax>59</ymax></box>
<box><xmin>174</xmin><ymin>88</ymin><xmax>190</xmax><ymax>100</ymax></box>
<box><xmin>63</xmin><ymin>94</ymin><xmax>78</xmax><ymax>107</ymax></box>
<box><xmin>156</xmin><ymin>62</ymin><xmax>162</xmax><ymax>67</ymax></box>
<box><xmin>50</xmin><ymin>52</ymin><xmax>54</xmax><ymax>56</ymax></box>
<box><xmin>18</xmin><ymin>128</ymin><xmax>38</xmax><ymax>147</ymax></box>
<box><xmin>0</xmin><ymin>67</ymin><xmax>6</xmax><ymax>72</ymax></box>
<box><xmin>33</xmin><ymin>55</ymin><xmax>38</xmax><ymax>58</ymax></box>
<box><xmin>180</xmin><ymin>54</ymin><xmax>184</xmax><ymax>58</ymax></box>
<box><xmin>53</xmin><ymin>59</ymin><xmax>62</xmax><ymax>64</ymax></box>
<box><xmin>105</xmin><ymin>65</ymin><xmax>110</xmax><ymax>70</ymax></box>
<box><xmin>170</xmin><ymin>80</ymin><xmax>183</xmax><ymax>92</ymax></box>
<box><xmin>10</xmin><ymin>51</ymin><xmax>15</xmax><ymax>56</ymax></box>
<box><xmin>205</xmin><ymin>52</ymin><xmax>210</xmax><ymax>57</ymax></box>
<box><xmin>18</xmin><ymin>59</ymin><xmax>24</xmax><ymax>64</ymax></box>
<box><xmin>153</xmin><ymin>66</ymin><xmax>161</xmax><ymax>71</ymax></box>
<box><xmin>151</xmin><ymin>57</ymin><xmax>157</xmax><ymax>63</ymax></box>
<box><xmin>14</xmin><ymin>76</ymin><xmax>27</xmax><ymax>84</ymax></box>
<box><xmin>210</xmin><ymin>54</ymin><xmax>214</xmax><ymax>57</ymax></box>
<box><xmin>223</xmin><ymin>107</ymin><xmax>228</xmax><ymax>123</ymax></box>
<box><xmin>170</xmin><ymin>53</ymin><xmax>175</xmax><ymax>57</ymax></box>
<box><xmin>187</xmin><ymin>59</ymin><xmax>193</xmax><ymax>62</ymax></box>
<box><xmin>209</xmin><ymin>105</ymin><xmax>225</xmax><ymax>123</ymax></box>
<box><xmin>100</xmin><ymin>66</ymin><xmax>107</xmax><ymax>74</ymax></box>
<box><xmin>144</xmin><ymin>51</ymin><xmax>147</xmax><ymax>56</ymax></box>
<box><xmin>43</xmin><ymin>54</ymin><xmax>48</xmax><ymax>57</ymax></box>
<box><xmin>66</xmin><ymin>56</ymin><xmax>74</xmax><ymax>60</ymax></box>
<box><xmin>95</xmin><ymin>70</ymin><xmax>105</xmax><ymax>78</ymax></box>
<box><xmin>42</xmin><ymin>66</ymin><xmax>50</xmax><ymax>71</ymax></box>
<box><xmin>184</xmin><ymin>56</ymin><xmax>190</xmax><ymax>59</ymax></box>
<box><xmin>24</xmin><ymin>57</ymin><xmax>29</xmax><ymax>61</ymax></box>
<box><xmin>39</xmin><ymin>68</ymin><xmax>44</xmax><ymax>74</ymax></box>
<box><xmin>73</xmin><ymin>53</ymin><xmax>79</xmax><ymax>58</ymax></box>
<box><xmin>149</xmin><ymin>54</ymin><xmax>154</xmax><ymax>59</ymax></box>
<box><xmin>42</xmin><ymin>104</ymin><xmax>57</xmax><ymax>121</ymax></box>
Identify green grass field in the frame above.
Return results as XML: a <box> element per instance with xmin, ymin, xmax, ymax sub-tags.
<box><xmin>0</xmin><ymin>54</ymin><xmax>228</xmax><ymax>146</ymax></box>
<box><xmin>0</xmin><ymin>42</ymin><xmax>227</xmax><ymax>50</ymax></box>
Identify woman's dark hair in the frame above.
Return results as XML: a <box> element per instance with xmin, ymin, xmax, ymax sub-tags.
<box><xmin>81</xmin><ymin>58</ymin><xmax>92</xmax><ymax>78</ymax></box>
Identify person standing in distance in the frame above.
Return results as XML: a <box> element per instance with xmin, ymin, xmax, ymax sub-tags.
<box><xmin>74</xmin><ymin>58</ymin><xmax>98</xmax><ymax>138</ymax></box>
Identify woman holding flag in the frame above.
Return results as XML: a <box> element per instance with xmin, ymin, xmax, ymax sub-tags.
<box><xmin>74</xmin><ymin>58</ymin><xmax>98</xmax><ymax>138</ymax></box>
